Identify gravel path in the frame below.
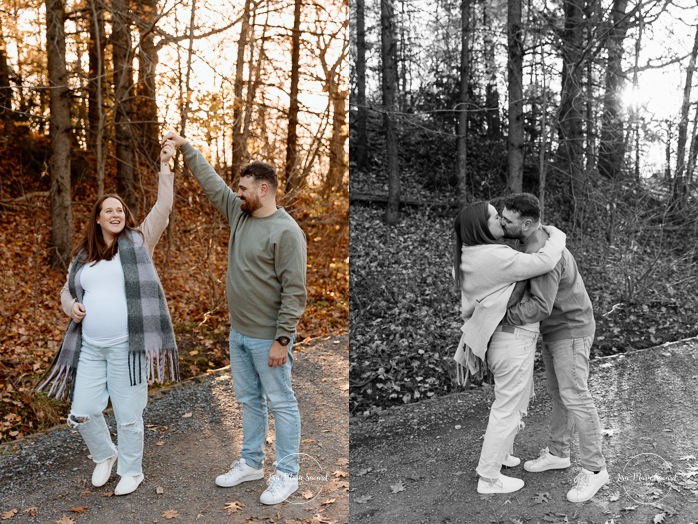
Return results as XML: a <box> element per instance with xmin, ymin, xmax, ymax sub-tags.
<box><xmin>350</xmin><ymin>337</ymin><xmax>698</xmax><ymax>524</ymax></box>
<box><xmin>0</xmin><ymin>335</ymin><xmax>348</xmax><ymax>524</ymax></box>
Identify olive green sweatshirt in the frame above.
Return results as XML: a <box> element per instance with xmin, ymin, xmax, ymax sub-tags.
<box><xmin>506</xmin><ymin>231</ymin><xmax>595</xmax><ymax>342</ymax></box>
<box><xmin>182</xmin><ymin>142</ymin><xmax>307</xmax><ymax>341</ymax></box>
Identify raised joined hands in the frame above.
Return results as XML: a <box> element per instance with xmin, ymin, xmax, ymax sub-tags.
<box><xmin>160</xmin><ymin>140</ymin><xmax>176</xmax><ymax>163</ymax></box>
<box><xmin>161</xmin><ymin>131</ymin><xmax>188</xmax><ymax>148</ymax></box>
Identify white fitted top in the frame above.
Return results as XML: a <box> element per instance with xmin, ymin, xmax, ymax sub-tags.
<box><xmin>80</xmin><ymin>252</ymin><xmax>129</xmax><ymax>346</ymax></box>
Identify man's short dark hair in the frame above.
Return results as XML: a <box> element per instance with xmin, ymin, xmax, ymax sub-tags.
<box><xmin>503</xmin><ymin>193</ymin><xmax>540</xmax><ymax>221</ymax></box>
<box><xmin>240</xmin><ymin>161</ymin><xmax>278</xmax><ymax>190</ymax></box>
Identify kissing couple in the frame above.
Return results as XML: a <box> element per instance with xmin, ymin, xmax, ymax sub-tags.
<box><xmin>453</xmin><ymin>193</ymin><xmax>608</xmax><ymax>503</ymax></box>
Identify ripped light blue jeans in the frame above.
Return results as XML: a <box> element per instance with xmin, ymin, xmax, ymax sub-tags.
<box><xmin>476</xmin><ymin>326</ymin><xmax>538</xmax><ymax>479</ymax></box>
<box><xmin>69</xmin><ymin>340</ymin><xmax>148</xmax><ymax>477</ymax></box>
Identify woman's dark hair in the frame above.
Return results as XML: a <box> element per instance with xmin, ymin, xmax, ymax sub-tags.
<box><xmin>453</xmin><ymin>201</ymin><xmax>498</xmax><ymax>290</ymax></box>
<box><xmin>73</xmin><ymin>194</ymin><xmax>141</xmax><ymax>264</ymax></box>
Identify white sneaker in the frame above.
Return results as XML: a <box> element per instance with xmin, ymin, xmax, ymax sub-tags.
<box><xmin>524</xmin><ymin>447</ymin><xmax>571</xmax><ymax>472</ymax></box>
<box><xmin>260</xmin><ymin>470</ymin><xmax>299</xmax><ymax>504</ymax></box>
<box><xmin>567</xmin><ymin>468</ymin><xmax>609</xmax><ymax>503</ymax></box>
<box><xmin>92</xmin><ymin>452</ymin><xmax>118</xmax><ymax>487</ymax></box>
<box><xmin>114</xmin><ymin>473</ymin><xmax>144</xmax><ymax>496</ymax></box>
<box><xmin>503</xmin><ymin>454</ymin><xmax>521</xmax><ymax>467</ymax></box>
<box><xmin>477</xmin><ymin>474</ymin><xmax>524</xmax><ymax>494</ymax></box>
<box><xmin>215</xmin><ymin>458</ymin><xmax>264</xmax><ymax>488</ymax></box>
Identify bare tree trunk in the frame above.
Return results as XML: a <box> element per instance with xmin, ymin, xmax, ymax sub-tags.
<box><xmin>324</xmin><ymin>82</ymin><xmax>348</xmax><ymax>196</ymax></box>
<box><xmin>232</xmin><ymin>0</ymin><xmax>251</xmax><ymax>182</ymax></box>
<box><xmin>74</xmin><ymin>29</ymin><xmax>88</xmax><ymax>147</ymax></box>
<box><xmin>46</xmin><ymin>0</ymin><xmax>73</xmax><ymax>268</ymax></box>
<box><xmin>112</xmin><ymin>0</ymin><xmax>137</xmax><ymax>215</ymax></box>
<box><xmin>507</xmin><ymin>0</ymin><xmax>524</xmax><ymax>193</ymax></box>
<box><xmin>87</xmin><ymin>0</ymin><xmax>105</xmax><ymax>149</ymax></box>
<box><xmin>665</xmin><ymin>123</ymin><xmax>672</xmax><ymax>182</ymax></box>
<box><xmin>686</xmin><ymin>103</ymin><xmax>698</xmax><ymax>185</ymax></box>
<box><xmin>284</xmin><ymin>0</ymin><xmax>302</xmax><ymax>198</ymax></box>
<box><xmin>135</xmin><ymin>0</ymin><xmax>160</xmax><ymax>173</ymax></box>
<box><xmin>583</xmin><ymin>1</ymin><xmax>598</xmax><ymax>172</ymax></box>
<box><xmin>180</xmin><ymin>0</ymin><xmax>196</xmax><ymax>137</ymax></box>
<box><xmin>381</xmin><ymin>0</ymin><xmax>400</xmax><ymax>225</ymax></box>
<box><xmin>322</xmin><ymin>23</ymin><xmax>349</xmax><ymax>196</ymax></box>
<box><xmin>354</xmin><ymin>0</ymin><xmax>369</xmax><ymax>170</ymax></box>
<box><xmin>483</xmin><ymin>6</ymin><xmax>500</xmax><ymax>139</ymax></box>
<box><xmin>539</xmin><ymin>46</ymin><xmax>548</xmax><ymax>222</ymax></box>
<box><xmin>631</xmin><ymin>11</ymin><xmax>642</xmax><ymax>180</ymax></box>
<box><xmin>673</xmin><ymin>22</ymin><xmax>698</xmax><ymax>206</ymax></box>
<box><xmin>242</xmin><ymin>6</ymin><xmax>267</xmax><ymax>166</ymax></box>
<box><xmin>557</xmin><ymin>0</ymin><xmax>585</xmax><ymax>211</ymax></box>
<box><xmin>9</xmin><ymin>2</ymin><xmax>30</xmax><ymax>122</ymax></box>
<box><xmin>88</xmin><ymin>0</ymin><xmax>106</xmax><ymax>196</ymax></box>
<box><xmin>398</xmin><ymin>0</ymin><xmax>409</xmax><ymax>110</ymax></box>
<box><xmin>597</xmin><ymin>0</ymin><xmax>629</xmax><ymax>179</ymax></box>
<box><xmin>456</xmin><ymin>0</ymin><xmax>470</xmax><ymax>199</ymax></box>
<box><xmin>584</xmin><ymin>42</ymin><xmax>593</xmax><ymax>171</ymax></box>
<box><xmin>0</xmin><ymin>16</ymin><xmax>14</xmax><ymax>124</ymax></box>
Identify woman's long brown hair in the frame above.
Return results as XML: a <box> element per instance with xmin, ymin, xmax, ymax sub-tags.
<box><xmin>72</xmin><ymin>194</ymin><xmax>141</xmax><ymax>264</ymax></box>
<box><xmin>452</xmin><ymin>201</ymin><xmax>498</xmax><ymax>290</ymax></box>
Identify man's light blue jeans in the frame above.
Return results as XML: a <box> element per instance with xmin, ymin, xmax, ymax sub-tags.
<box><xmin>229</xmin><ymin>327</ymin><xmax>301</xmax><ymax>476</ymax></box>
<box><xmin>542</xmin><ymin>336</ymin><xmax>606</xmax><ymax>472</ymax></box>
<box><xmin>69</xmin><ymin>340</ymin><xmax>148</xmax><ymax>477</ymax></box>
<box><xmin>476</xmin><ymin>326</ymin><xmax>538</xmax><ymax>479</ymax></box>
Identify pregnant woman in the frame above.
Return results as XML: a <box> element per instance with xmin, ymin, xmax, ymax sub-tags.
<box><xmin>38</xmin><ymin>140</ymin><xmax>180</xmax><ymax>495</ymax></box>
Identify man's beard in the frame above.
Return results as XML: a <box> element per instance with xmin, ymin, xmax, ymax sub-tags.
<box><xmin>240</xmin><ymin>195</ymin><xmax>262</xmax><ymax>215</ymax></box>
<box><xmin>502</xmin><ymin>229</ymin><xmax>523</xmax><ymax>240</ymax></box>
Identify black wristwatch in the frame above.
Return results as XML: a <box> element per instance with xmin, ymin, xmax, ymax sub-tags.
<box><xmin>276</xmin><ymin>336</ymin><xmax>291</xmax><ymax>346</ymax></box>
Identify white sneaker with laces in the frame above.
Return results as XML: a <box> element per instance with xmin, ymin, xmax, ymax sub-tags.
<box><xmin>477</xmin><ymin>474</ymin><xmax>524</xmax><ymax>494</ymax></box>
<box><xmin>524</xmin><ymin>447</ymin><xmax>571</xmax><ymax>472</ymax></box>
<box><xmin>215</xmin><ymin>458</ymin><xmax>264</xmax><ymax>488</ymax></box>
<box><xmin>114</xmin><ymin>473</ymin><xmax>144</xmax><ymax>496</ymax></box>
<box><xmin>92</xmin><ymin>452</ymin><xmax>117</xmax><ymax>487</ymax></box>
<box><xmin>260</xmin><ymin>470</ymin><xmax>299</xmax><ymax>505</ymax></box>
<box><xmin>503</xmin><ymin>454</ymin><xmax>521</xmax><ymax>468</ymax></box>
<box><xmin>567</xmin><ymin>468</ymin><xmax>609</xmax><ymax>503</ymax></box>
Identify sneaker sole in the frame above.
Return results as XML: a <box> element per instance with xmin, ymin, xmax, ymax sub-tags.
<box><xmin>477</xmin><ymin>483</ymin><xmax>524</xmax><ymax>495</ymax></box>
<box><xmin>215</xmin><ymin>471</ymin><xmax>265</xmax><ymax>488</ymax></box>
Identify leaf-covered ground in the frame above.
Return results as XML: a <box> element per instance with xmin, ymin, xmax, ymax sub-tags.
<box><xmin>349</xmin><ymin>173</ymin><xmax>698</xmax><ymax>416</ymax></box>
<box><xmin>0</xmin><ymin>137</ymin><xmax>348</xmax><ymax>443</ymax></box>
<box><xmin>350</xmin><ymin>205</ymin><xmax>460</xmax><ymax>415</ymax></box>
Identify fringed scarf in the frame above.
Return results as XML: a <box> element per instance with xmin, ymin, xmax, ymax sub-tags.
<box><xmin>36</xmin><ymin>230</ymin><xmax>179</xmax><ymax>401</ymax></box>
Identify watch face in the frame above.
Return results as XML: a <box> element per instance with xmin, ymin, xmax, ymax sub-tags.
<box><xmin>278</xmin><ymin>337</ymin><xmax>290</xmax><ymax>346</ymax></box>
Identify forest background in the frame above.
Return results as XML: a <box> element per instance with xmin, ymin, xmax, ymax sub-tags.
<box><xmin>0</xmin><ymin>0</ymin><xmax>348</xmax><ymax>442</ymax></box>
<box><xmin>349</xmin><ymin>0</ymin><xmax>698</xmax><ymax>415</ymax></box>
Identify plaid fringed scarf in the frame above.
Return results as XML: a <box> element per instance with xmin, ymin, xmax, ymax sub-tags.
<box><xmin>37</xmin><ymin>230</ymin><xmax>179</xmax><ymax>401</ymax></box>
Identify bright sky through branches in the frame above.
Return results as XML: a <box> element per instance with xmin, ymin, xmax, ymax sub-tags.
<box><xmin>3</xmin><ymin>0</ymin><xmax>347</xmax><ymax>183</ymax></box>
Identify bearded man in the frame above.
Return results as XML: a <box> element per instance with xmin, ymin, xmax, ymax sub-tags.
<box><xmin>162</xmin><ymin>131</ymin><xmax>307</xmax><ymax>505</ymax></box>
